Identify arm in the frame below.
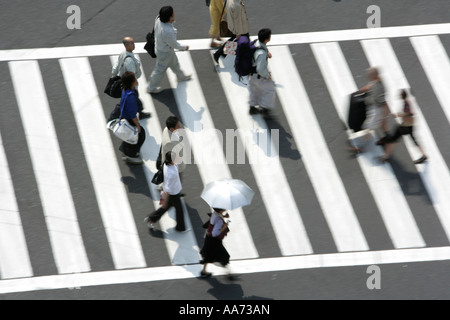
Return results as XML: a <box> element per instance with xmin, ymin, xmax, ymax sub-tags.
<box><xmin>165</xmin><ymin>27</ymin><xmax>189</xmax><ymax>51</ymax></box>
<box><xmin>111</xmin><ymin>57</ymin><xmax>120</xmax><ymax>77</ymax></box>
<box><xmin>255</xmin><ymin>50</ymin><xmax>271</xmax><ymax>79</ymax></box>
<box><xmin>124</xmin><ymin>57</ymin><xmax>142</xmax><ymax>79</ymax></box>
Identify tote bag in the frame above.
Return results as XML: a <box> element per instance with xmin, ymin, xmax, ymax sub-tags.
<box><xmin>106</xmin><ymin>92</ymin><xmax>139</xmax><ymax>144</ymax></box>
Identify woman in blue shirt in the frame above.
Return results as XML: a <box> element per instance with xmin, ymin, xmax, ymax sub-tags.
<box><xmin>120</xmin><ymin>72</ymin><xmax>146</xmax><ymax>164</ymax></box>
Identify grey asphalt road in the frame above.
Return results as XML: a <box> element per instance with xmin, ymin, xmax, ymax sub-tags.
<box><xmin>1</xmin><ymin>0</ymin><xmax>450</xmax><ymax>302</ymax></box>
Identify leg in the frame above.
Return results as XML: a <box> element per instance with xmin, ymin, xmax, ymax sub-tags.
<box><xmin>167</xmin><ymin>52</ymin><xmax>190</xmax><ymax>82</ymax></box>
<box><xmin>123</xmin><ymin>126</ymin><xmax>146</xmax><ymax>159</ymax></box>
<box><xmin>409</xmin><ymin>127</ymin><xmax>428</xmax><ymax>163</ymax></box>
<box><xmin>259</xmin><ymin>78</ymin><xmax>276</xmax><ymax>119</ymax></box>
<box><xmin>248</xmin><ymin>74</ymin><xmax>261</xmax><ymax>114</ymax></box>
<box><xmin>147</xmin><ymin>204</ymin><xmax>169</xmax><ymax>225</ymax></box>
<box><xmin>148</xmin><ymin>53</ymin><xmax>170</xmax><ymax>91</ymax></box>
<box><xmin>201</xmin><ymin>263</ymin><xmax>211</xmax><ymax>277</ymax></box>
<box><xmin>171</xmin><ymin>194</ymin><xmax>186</xmax><ymax>232</ymax></box>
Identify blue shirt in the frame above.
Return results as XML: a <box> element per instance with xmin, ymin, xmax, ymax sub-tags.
<box><xmin>120</xmin><ymin>89</ymin><xmax>138</xmax><ymax>120</ymax></box>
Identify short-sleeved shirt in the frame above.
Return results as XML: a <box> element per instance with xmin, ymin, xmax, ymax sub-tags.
<box><xmin>365</xmin><ymin>80</ymin><xmax>386</xmax><ymax>107</ymax></box>
<box><xmin>120</xmin><ymin>89</ymin><xmax>138</xmax><ymax>120</ymax></box>
<box><xmin>163</xmin><ymin>163</ymin><xmax>182</xmax><ymax>195</ymax></box>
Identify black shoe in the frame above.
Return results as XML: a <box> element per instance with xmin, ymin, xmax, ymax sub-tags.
<box><xmin>200</xmin><ymin>271</ymin><xmax>212</xmax><ymax>278</ymax></box>
<box><xmin>213</xmin><ymin>52</ymin><xmax>220</xmax><ymax>64</ymax></box>
<box><xmin>139</xmin><ymin>112</ymin><xmax>151</xmax><ymax>119</ymax></box>
<box><xmin>414</xmin><ymin>156</ymin><xmax>428</xmax><ymax>164</ymax></box>
<box><xmin>249</xmin><ymin>106</ymin><xmax>259</xmax><ymax>115</ymax></box>
<box><xmin>378</xmin><ymin>156</ymin><xmax>389</xmax><ymax>164</ymax></box>
<box><xmin>260</xmin><ymin>108</ymin><xmax>274</xmax><ymax>120</ymax></box>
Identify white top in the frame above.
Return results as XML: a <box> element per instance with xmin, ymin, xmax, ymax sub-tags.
<box><xmin>210</xmin><ymin>210</ymin><xmax>225</xmax><ymax>238</ymax></box>
<box><xmin>154</xmin><ymin>17</ymin><xmax>187</xmax><ymax>53</ymax></box>
<box><xmin>111</xmin><ymin>51</ymin><xmax>141</xmax><ymax>79</ymax></box>
<box><xmin>163</xmin><ymin>163</ymin><xmax>182</xmax><ymax>195</ymax></box>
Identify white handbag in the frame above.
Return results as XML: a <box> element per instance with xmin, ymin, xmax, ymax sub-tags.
<box><xmin>106</xmin><ymin>93</ymin><xmax>139</xmax><ymax>144</ymax></box>
<box><xmin>107</xmin><ymin>118</ymin><xmax>139</xmax><ymax>144</ymax></box>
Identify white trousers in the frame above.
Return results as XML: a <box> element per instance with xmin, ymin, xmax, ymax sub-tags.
<box><xmin>148</xmin><ymin>50</ymin><xmax>186</xmax><ymax>90</ymax></box>
<box><xmin>248</xmin><ymin>74</ymin><xmax>276</xmax><ymax>110</ymax></box>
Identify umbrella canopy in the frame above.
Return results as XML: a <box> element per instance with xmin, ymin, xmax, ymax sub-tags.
<box><xmin>201</xmin><ymin>179</ymin><xmax>255</xmax><ymax>210</ymax></box>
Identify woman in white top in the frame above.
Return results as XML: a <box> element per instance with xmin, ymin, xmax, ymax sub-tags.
<box><xmin>146</xmin><ymin>151</ymin><xmax>186</xmax><ymax>232</ymax></box>
<box><xmin>200</xmin><ymin>208</ymin><xmax>231</xmax><ymax>278</ymax></box>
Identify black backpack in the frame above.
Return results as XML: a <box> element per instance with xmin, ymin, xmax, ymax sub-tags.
<box><xmin>234</xmin><ymin>35</ymin><xmax>261</xmax><ymax>80</ymax></box>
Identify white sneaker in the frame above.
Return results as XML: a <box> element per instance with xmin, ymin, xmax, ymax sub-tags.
<box><xmin>147</xmin><ymin>86</ymin><xmax>163</xmax><ymax>94</ymax></box>
<box><xmin>177</xmin><ymin>75</ymin><xmax>191</xmax><ymax>82</ymax></box>
<box><xmin>144</xmin><ymin>217</ymin><xmax>154</xmax><ymax>230</ymax></box>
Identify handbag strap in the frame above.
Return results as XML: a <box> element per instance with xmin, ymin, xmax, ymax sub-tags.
<box><xmin>220</xmin><ymin>0</ymin><xmax>227</xmax><ymax>22</ymax></box>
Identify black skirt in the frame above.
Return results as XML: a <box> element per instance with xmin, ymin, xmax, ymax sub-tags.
<box><xmin>200</xmin><ymin>235</ymin><xmax>230</xmax><ymax>266</ymax></box>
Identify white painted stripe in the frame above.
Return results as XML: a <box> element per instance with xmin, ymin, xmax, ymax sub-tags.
<box><xmin>8</xmin><ymin>60</ymin><xmax>90</xmax><ymax>274</ymax></box>
<box><xmin>410</xmin><ymin>36</ymin><xmax>450</xmax><ymax>126</ymax></box>
<box><xmin>59</xmin><ymin>57</ymin><xmax>146</xmax><ymax>269</ymax></box>
<box><xmin>1</xmin><ymin>23</ymin><xmax>450</xmax><ymax>61</ymax></box>
<box><xmin>361</xmin><ymin>38</ymin><xmax>450</xmax><ymax>242</ymax></box>
<box><xmin>118</xmin><ymin>54</ymin><xmax>202</xmax><ymax>265</ymax></box>
<box><xmin>215</xmin><ymin>52</ymin><xmax>313</xmax><ymax>256</ymax></box>
<box><xmin>311</xmin><ymin>42</ymin><xmax>425</xmax><ymax>249</ymax></box>
<box><xmin>0</xmin><ymin>134</ymin><xmax>33</xmax><ymax>279</ymax></box>
<box><xmin>166</xmin><ymin>51</ymin><xmax>258</xmax><ymax>260</ymax></box>
<box><xmin>270</xmin><ymin>46</ymin><xmax>369</xmax><ymax>252</ymax></box>
<box><xmin>2</xmin><ymin>245</ymin><xmax>450</xmax><ymax>294</ymax></box>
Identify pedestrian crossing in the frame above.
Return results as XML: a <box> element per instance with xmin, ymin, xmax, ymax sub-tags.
<box><xmin>1</xmin><ymin>27</ymin><xmax>450</xmax><ymax>289</ymax></box>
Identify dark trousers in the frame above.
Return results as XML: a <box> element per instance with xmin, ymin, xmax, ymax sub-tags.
<box><xmin>149</xmin><ymin>193</ymin><xmax>186</xmax><ymax>231</ymax></box>
<box><xmin>121</xmin><ymin>121</ymin><xmax>146</xmax><ymax>158</ymax></box>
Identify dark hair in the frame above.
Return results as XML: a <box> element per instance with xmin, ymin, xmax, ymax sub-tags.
<box><xmin>164</xmin><ymin>151</ymin><xmax>174</xmax><ymax>165</ymax></box>
<box><xmin>258</xmin><ymin>28</ymin><xmax>272</xmax><ymax>43</ymax></box>
<box><xmin>213</xmin><ymin>208</ymin><xmax>226</xmax><ymax>213</ymax></box>
<box><xmin>121</xmin><ymin>71</ymin><xmax>136</xmax><ymax>91</ymax></box>
<box><xmin>159</xmin><ymin>6</ymin><xmax>174</xmax><ymax>23</ymax></box>
<box><xmin>166</xmin><ymin>116</ymin><xmax>179</xmax><ymax>130</ymax></box>
<box><xmin>400</xmin><ymin>89</ymin><xmax>408</xmax><ymax>100</ymax></box>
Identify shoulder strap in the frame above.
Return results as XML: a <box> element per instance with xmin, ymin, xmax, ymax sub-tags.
<box><xmin>220</xmin><ymin>0</ymin><xmax>227</xmax><ymax>21</ymax></box>
<box><xmin>121</xmin><ymin>55</ymin><xmax>131</xmax><ymax>68</ymax></box>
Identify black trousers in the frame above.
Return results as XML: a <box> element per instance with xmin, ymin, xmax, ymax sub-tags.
<box><xmin>148</xmin><ymin>193</ymin><xmax>186</xmax><ymax>231</ymax></box>
<box><xmin>121</xmin><ymin>121</ymin><xmax>146</xmax><ymax>158</ymax></box>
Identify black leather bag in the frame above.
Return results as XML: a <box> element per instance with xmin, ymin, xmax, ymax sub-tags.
<box><xmin>144</xmin><ymin>29</ymin><xmax>156</xmax><ymax>58</ymax></box>
<box><xmin>151</xmin><ymin>165</ymin><xmax>164</xmax><ymax>185</ymax></box>
<box><xmin>104</xmin><ymin>76</ymin><xmax>122</xmax><ymax>98</ymax></box>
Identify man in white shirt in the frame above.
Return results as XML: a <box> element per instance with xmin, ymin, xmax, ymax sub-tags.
<box><xmin>147</xmin><ymin>6</ymin><xmax>191</xmax><ymax>93</ymax></box>
<box><xmin>112</xmin><ymin>36</ymin><xmax>151</xmax><ymax>119</ymax></box>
